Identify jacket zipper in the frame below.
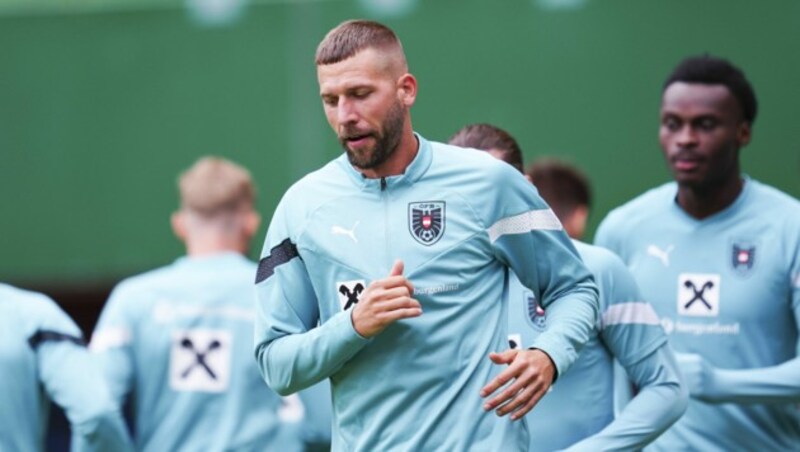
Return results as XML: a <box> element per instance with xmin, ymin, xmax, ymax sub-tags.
<box><xmin>381</xmin><ymin>177</ymin><xmax>390</xmax><ymax>271</ymax></box>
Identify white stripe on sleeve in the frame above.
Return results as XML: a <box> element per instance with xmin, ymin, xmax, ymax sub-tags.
<box><xmin>89</xmin><ymin>327</ymin><xmax>132</xmax><ymax>352</ymax></box>
<box><xmin>487</xmin><ymin>208</ymin><xmax>562</xmax><ymax>243</ymax></box>
<box><xmin>601</xmin><ymin>302</ymin><xmax>661</xmax><ymax>329</ymax></box>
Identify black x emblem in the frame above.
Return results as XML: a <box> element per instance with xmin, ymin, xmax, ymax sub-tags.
<box><xmin>683</xmin><ymin>280</ymin><xmax>714</xmax><ymax>310</ymax></box>
<box><xmin>180</xmin><ymin>338</ymin><xmax>221</xmax><ymax>380</ymax></box>
<box><xmin>339</xmin><ymin>283</ymin><xmax>364</xmax><ymax>310</ymax></box>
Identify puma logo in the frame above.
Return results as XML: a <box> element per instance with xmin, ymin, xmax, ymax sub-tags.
<box><xmin>647</xmin><ymin>244</ymin><xmax>674</xmax><ymax>267</ymax></box>
<box><xmin>331</xmin><ymin>221</ymin><xmax>359</xmax><ymax>243</ymax></box>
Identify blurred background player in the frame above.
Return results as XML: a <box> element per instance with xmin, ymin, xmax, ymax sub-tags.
<box><xmin>0</xmin><ymin>283</ymin><xmax>133</xmax><ymax>451</ymax></box>
<box><xmin>450</xmin><ymin>123</ymin><xmax>686</xmax><ymax>451</ymax></box>
<box><xmin>595</xmin><ymin>55</ymin><xmax>800</xmax><ymax>450</ymax></box>
<box><xmin>525</xmin><ymin>158</ymin><xmax>590</xmax><ymax>241</ymax></box>
<box><xmin>90</xmin><ymin>157</ymin><xmax>326</xmax><ymax>451</ymax></box>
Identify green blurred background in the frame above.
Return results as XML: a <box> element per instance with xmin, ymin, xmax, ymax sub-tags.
<box><xmin>2</xmin><ymin>0</ymin><xmax>799</xmax><ymax>316</ymax></box>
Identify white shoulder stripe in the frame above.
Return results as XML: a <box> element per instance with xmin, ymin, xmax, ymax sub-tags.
<box><xmin>602</xmin><ymin>302</ymin><xmax>661</xmax><ymax>328</ymax></box>
<box><xmin>89</xmin><ymin>328</ymin><xmax>132</xmax><ymax>352</ymax></box>
<box><xmin>487</xmin><ymin>208</ymin><xmax>562</xmax><ymax>243</ymax></box>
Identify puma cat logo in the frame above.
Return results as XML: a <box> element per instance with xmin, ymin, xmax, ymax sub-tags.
<box><xmin>331</xmin><ymin>221</ymin><xmax>359</xmax><ymax>243</ymax></box>
<box><xmin>647</xmin><ymin>244</ymin><xmax>674</xmax><ymax>267</ymax></box>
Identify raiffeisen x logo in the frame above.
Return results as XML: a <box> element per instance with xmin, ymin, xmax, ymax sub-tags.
<box><xmin>677</xmin><ymin>274</ymin><xmax>720</xmax><ymax>317</ymax></box>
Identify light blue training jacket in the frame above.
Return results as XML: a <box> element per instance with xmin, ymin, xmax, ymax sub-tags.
<box><xmin>0</xmin><ymin>283</ymin><xmax>132</xmax><ymax>452</ymax></box>
<box><xmin>596</xmin><ymin>178</ymin><xmax>800</xmax><ymax>451</ymax></box>
<box><xmin>92</xmin><ymin>253</ymin><xmax>312</xmax><ymax>452</ymax></box>
<box><xmin>255</xmin><ymin>134</ymin><xmax>599</xmax><ymax>451</ymax></box>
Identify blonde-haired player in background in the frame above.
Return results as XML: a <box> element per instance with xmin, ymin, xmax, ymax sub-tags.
<box><xmin>92</xmin><ymin>157</ymin><xmax>328</xmax><ymax>451</ymax></box>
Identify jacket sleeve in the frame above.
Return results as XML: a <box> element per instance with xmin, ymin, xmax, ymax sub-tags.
<box><xmin>676</xmin><ymin>354</ymin><xmax>800</xmax><ymax>403</ymax></box>
<box><xmin>254</xmin><ymin>193</ymin><xmax>370</xmax><ymax>396</ymax></box>
<box><xmin>89</xmin><ymin>285</ymin><xmax>137</xmax><ymax>408</ymax></box>
<box><xmin>567</xmin><ymin>345</ymin><xmax>687</xmax><ymax>451</ymax></box>
<box><xmin>31</xmin><ymin>297</ymin><xmax>133</xmax><ymax>452</ymax></box>
<box><xmin>567</xmin><ymin>256</ymin><xmax>686</xmax><ymax>450</ymax></box>
<box><xmin>486</xmin><ymin>163</ymin><xmax>599</xmax><ymax>376</ymax></box>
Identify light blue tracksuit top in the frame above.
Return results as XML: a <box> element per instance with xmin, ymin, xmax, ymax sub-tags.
<box><xmin>254</xmin><ymin>134</ymin><xmax>599</xmax><ymax>451</ymax></box>
<box><xmin>596</xmin><ymin>178</ymin><xmax>800</xmax><ymax>451</ymax></box>
<box><xmin>91</xmin><ymin>253</ymin><xmax>311</xmax><ymax>452</ymax></box>
<box><xmin>0</xmin><ymin>283</ymin><xmax>132</xmax><ymax>452</ymax></box>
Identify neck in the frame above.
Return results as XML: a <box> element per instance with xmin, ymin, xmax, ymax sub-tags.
<box><xmin>185</xmin><ymin>234</ymin><xmax>247</xmax><ymax>257</ymax></box>
<box><xmin>360</xmin><ymin>124</ymin><xmax>418</xmax><ymax>179</ymax></box>
<box><xmin>676</xmin><ymin>174</ymin><xmax>744</xmax><ymax>220</ymax></box>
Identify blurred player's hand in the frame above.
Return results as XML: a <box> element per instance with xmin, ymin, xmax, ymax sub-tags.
<box><xmin>480</xmin><ymin>348</ymin><xmax>555</xmax><ymax>420</ymax></box>
<box><xmin>675</xmin><ymin>352</ymin><xmax>716</xmax><ymax>400</ymax></box>
<box><xmin>351</xmin><ymin>260</ymin><xmax>421</xmax><ymax>338</ymax></box>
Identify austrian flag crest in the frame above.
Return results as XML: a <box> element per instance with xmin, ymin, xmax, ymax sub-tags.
<box><xmin>731</xmin><ymin>239</ymin><xmax>756</xmax><ymax>277</ymax></box>
<box><xmin>408</xmin><ymin>201</ymin><xmax>445</xmax><ymax>245</ymax></box>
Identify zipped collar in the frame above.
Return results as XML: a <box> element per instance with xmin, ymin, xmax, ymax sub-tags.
<box><xmin>338</xmin><ymin>132</ymin><xmax>433</xmax><ymax>191</ymax></box>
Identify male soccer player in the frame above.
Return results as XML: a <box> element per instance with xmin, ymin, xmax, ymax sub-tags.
<box><xmin>595</xmin><ymin>55</ymin><xmax>800</xmax><ymax>450</ymax></box>
<box><xmin>450</xmin><ymin>123</ymin><xmax>686</xmax><ymax>450</ymax></box>
<box><xmin>0</xmin><ymin>283</ymin><xmax>132</xmax><ymax>451</ymax></box>
<box><xmin>254</xmin><ymin>20</ymin><xmax>599</xmax><ymax>451</ymax></box>
<box><xmin>525</xmin><ymin>158</ymin><xmax>591</xmax><ymax>240</ymax></box>
<box><xmin>91</xmin><ymin>157</ymin><xmax>313</xmax><ymax>451</ymax></box>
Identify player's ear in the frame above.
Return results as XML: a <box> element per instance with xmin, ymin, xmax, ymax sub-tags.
<box><xmin>171</xmin><ymin>211</ymin><xmax>187</xmax><ymax>242</ymax></box>
<box><xmin>565</xmin><ymin>205</ymin><xmax>589</xmax><ymax>241</ymax></box>
<box><xmin>736</xmin><ymin>121</ymin><xmax>751</xmax><ymax>147</ymax></box>
<box><xmin>396</xmin><ymin>73</ymin><xmax>417</xmax><ymax>108</ymax></box>
<box><xmin>243</xmin><ymin>210</ymin><xmax>261</xmax><ymax>239</ymax></box>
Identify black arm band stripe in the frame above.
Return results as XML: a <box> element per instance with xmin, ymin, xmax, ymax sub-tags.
<box><xmin>255</xmin><ymin>238</ymin><xmax>300</xmax><ymax>284</ymax></box>
<box><xmin>28</xmin><ymin>330</ymin><xmax>86</xmax><ymax>350</ymax></box>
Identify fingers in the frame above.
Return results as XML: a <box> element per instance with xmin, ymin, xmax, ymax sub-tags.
<box><xmin>374</xmin><ymin>307</ymin><xmax>423</xmax><ymax>323</ymax></box>
<box><xmin>480</xmin><ymin>350</ymin><xmax>519</xmax><ymax>397</ymax></box>
<box><xmin>489</xmin><ymin>350</ymin><xmax>516</xmax><ymax>365</ymax></box>
<box><xmin>483</xmin><ymin>363</ymin><xmax>547</xmax><ymax>419</ymax></box>
<box><xmin>376</xmin><ymin>295</ymin><xmax>421</xmax><ymax>311</ymax></box>
<box><xmin>481</xmin><ymin>349</ymin><xmax>555</xmax><ymax>420</ymax></box>
<box><xmin>485</xmin><ymin>376</ymin><xmax>526</xmax><ymax>411</ymax></box>
<box><xmin>389</xmin><ymin>259</ymin><xmax>404</xmax><ymax>277</ymax></box>
<box><xmin>495</xmin><ymin>382</ymin><xmax>546</xmax><ymax>420</ymax></box>
<box><xmin>351</xmin><ymin>264</ymin><xmax>420</xmax><ymax>337</ymax></box>
<box><xmin>480</xmin><ymin>358</ymin><xmax>521</xmax><ymax>400</ymax></box>
<box><xmin>506</xmin><ymin>386</ymin><xmax>546</xmax><ymax>420</ymax></box>
<box><xmin>375</xmin><ymin>276</ymin><xmax>415</xmax><ymax>296</ymax></box>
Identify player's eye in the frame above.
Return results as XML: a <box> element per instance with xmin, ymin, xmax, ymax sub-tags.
<box><xmin>321</xmin><ymin>96</ymin><xmax>338</xmax><ymax>107</ymax></box>
<box><xmin>696</xmin><ymin>118</ymin><xmax>718</xmax><ymax>131</ymax></box>
<box><xmin>662</xmin><ymin>116</ymin><xmax>680</xmax><ymax>131</ymax></box>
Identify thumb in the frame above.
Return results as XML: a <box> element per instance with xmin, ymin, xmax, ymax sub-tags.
<box><xmin>389</xmin><ymin>259</ymin><xmax>404</xmax><ymax>277</ymax></box>
<box><xmin>489</xmin><ymin>349</ymin><xmax>517</xmax><ymax>365</ymax></box>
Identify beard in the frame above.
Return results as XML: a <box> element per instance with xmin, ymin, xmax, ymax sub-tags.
<box><xmin>340</xmin><ymin>101</ymin><xmax>405</xmax><ymax>170</ymax></box>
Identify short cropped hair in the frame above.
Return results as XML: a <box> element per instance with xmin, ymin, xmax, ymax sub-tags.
<box><xmin>316</xmin><ymin>19</ymin><xmax>403</xmax><ymax>66</ymax></box>
<box><xmin>178</xmin><ymin>157</ymin><xmax>255</xmax><ymax>218</ymax></box>
<box><xmin>448</xmin><ymin>123</ymin><xmax>525</xmax><ymax>173</ymax></box>
<box><xmin>526</xmin><ymin>158</ymin><xmax>591</xmax><ymax>220</ymax></box>
<box><xmin>664</xmin><ymin>55</ymin><xmax>758</xmax><ymax>125</ymax></box>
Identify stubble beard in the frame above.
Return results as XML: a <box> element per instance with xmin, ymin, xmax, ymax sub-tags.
<box><xmin>341</xmin><ymin>101</ymin><xmax>406</xmax><ymax>170</ymax></box>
